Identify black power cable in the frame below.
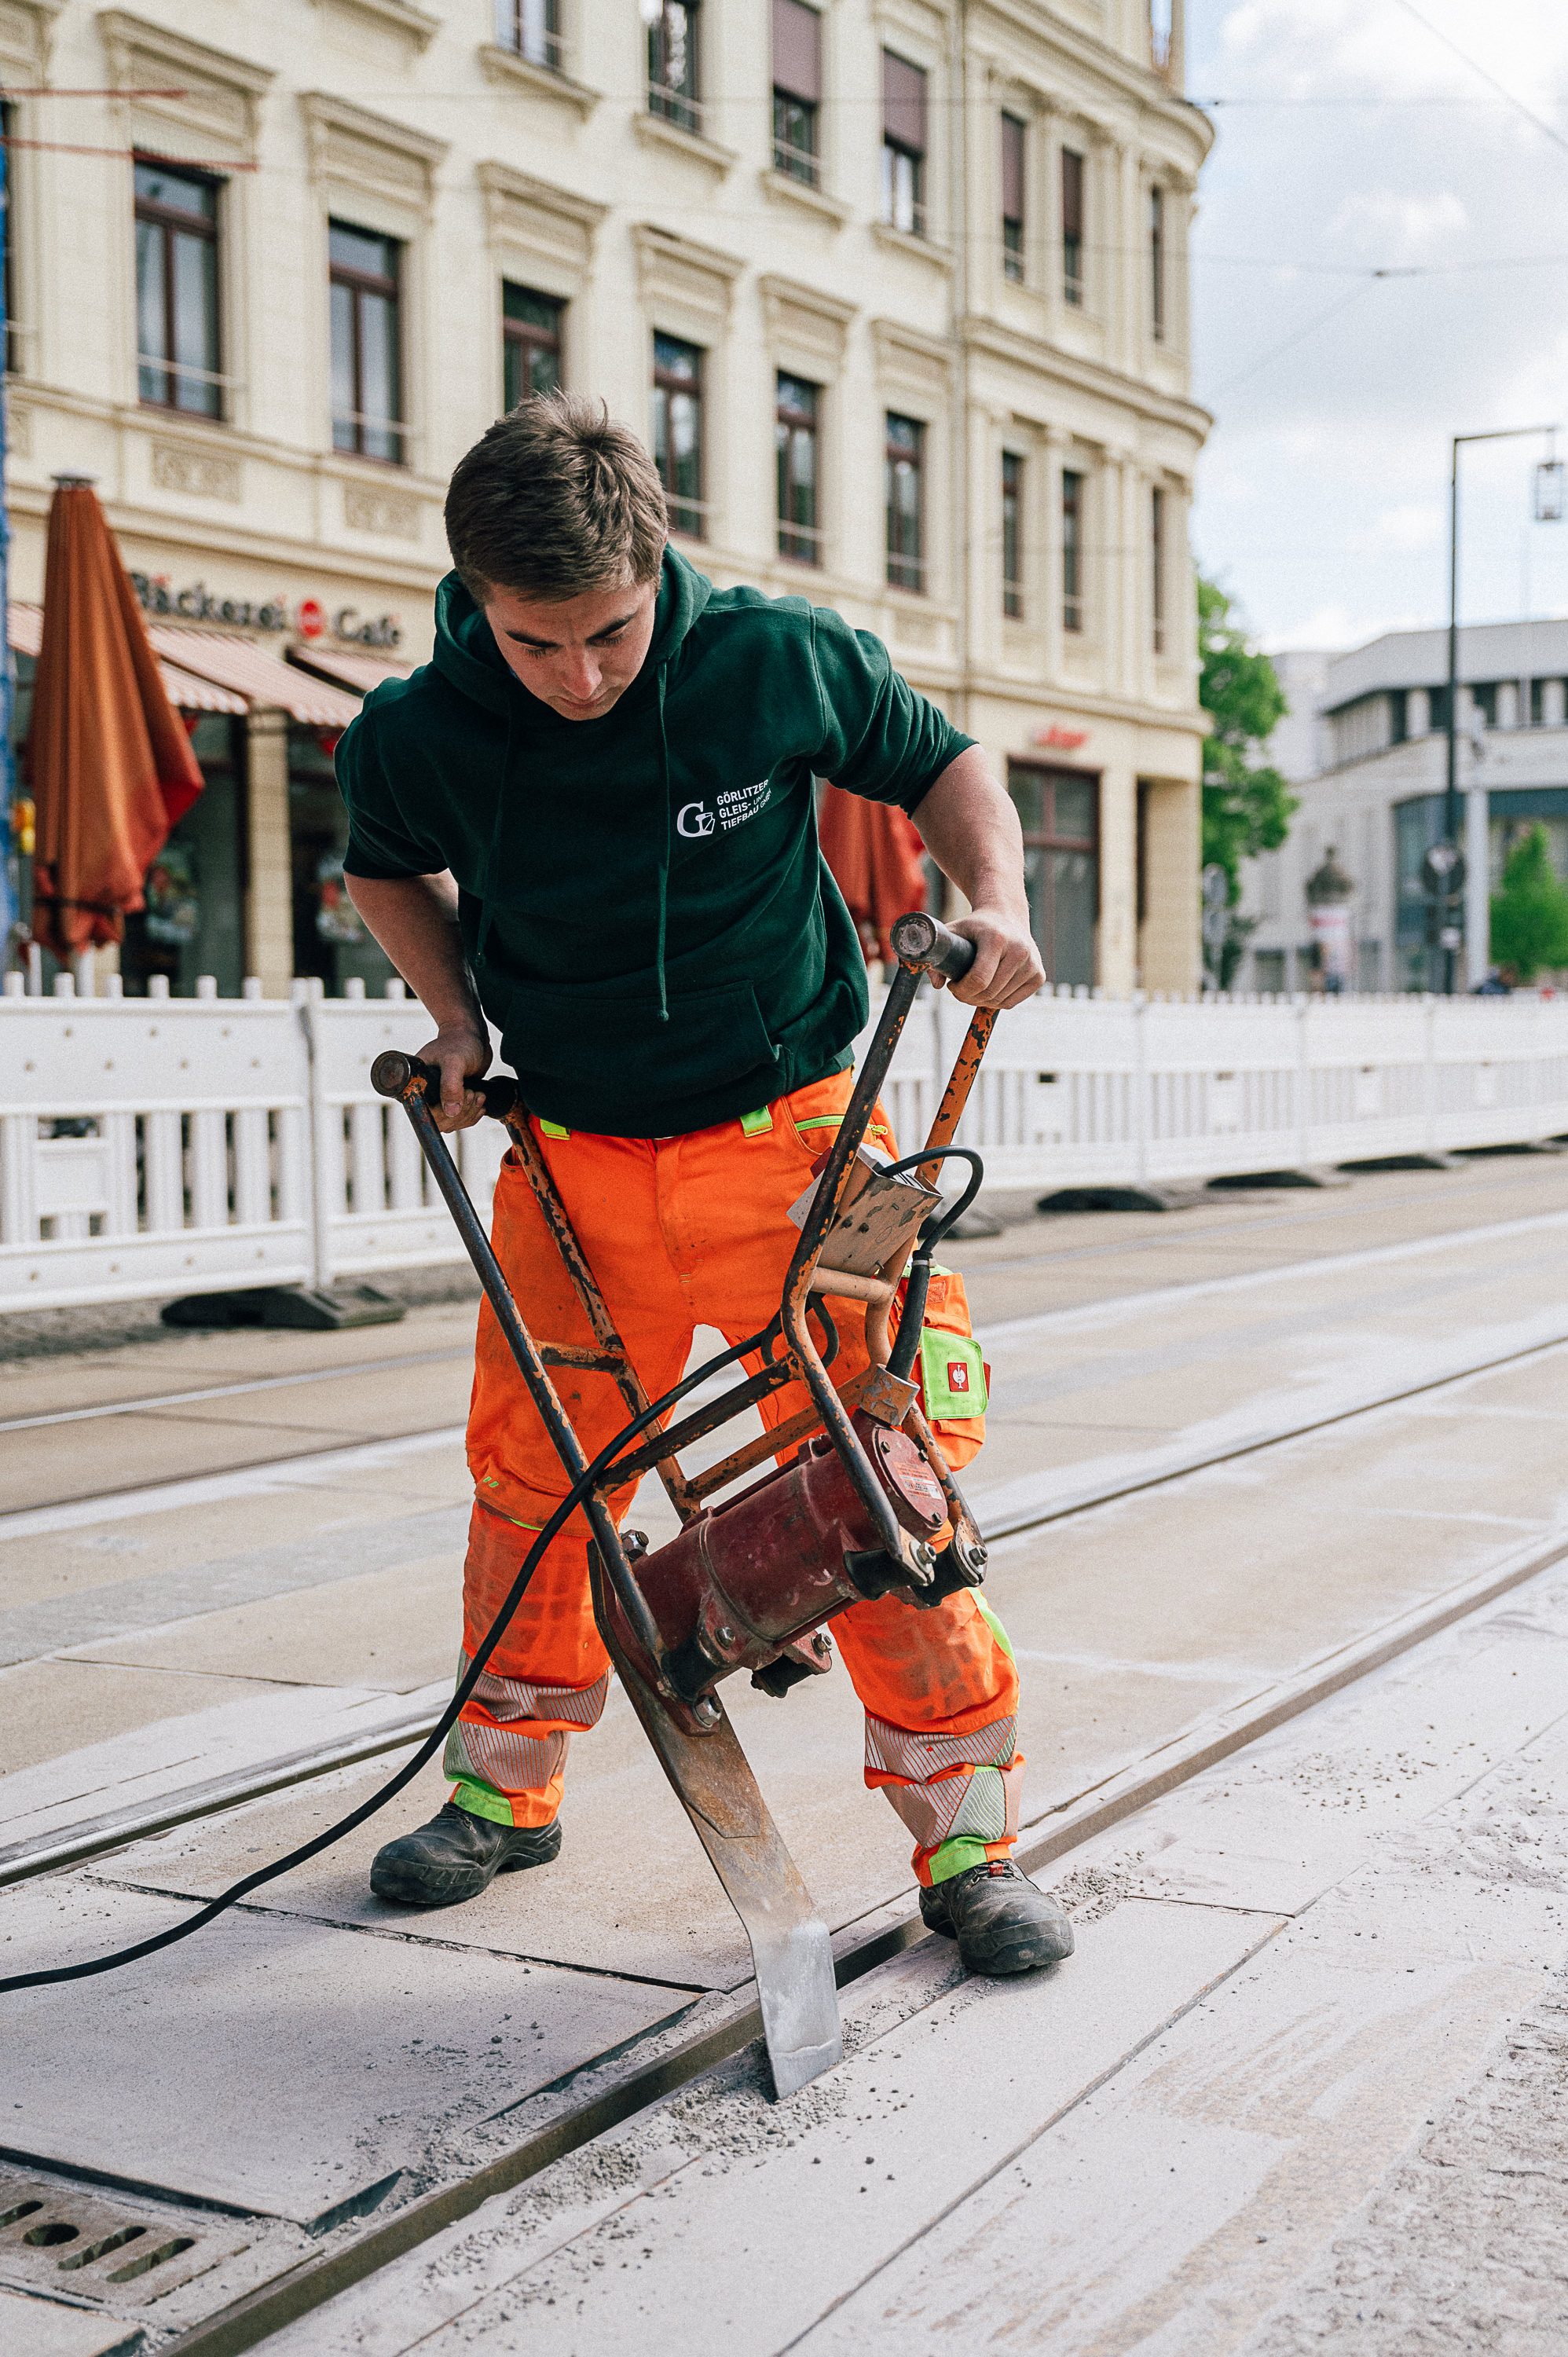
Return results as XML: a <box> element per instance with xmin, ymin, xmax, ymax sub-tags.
<box><xmin>0</xmin><ymin>1322</ymin><xmax>773</xmax><ymax>1993</ymax></box>
<box><xmin>0</xmin><ymin>1144</ymin><xmax>987</xmax><ymax>1995</ymax></box>
<box><xmin>883</xmin><ymin>1148</ymin><xmax>985</xmax><ymax>1384</ymax></box>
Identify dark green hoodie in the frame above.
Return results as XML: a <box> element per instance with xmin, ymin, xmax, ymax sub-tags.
<box><xmin>337</xmin><ymin>548</ymin><xmax>971</xmax><ymax>1137</ymax></box>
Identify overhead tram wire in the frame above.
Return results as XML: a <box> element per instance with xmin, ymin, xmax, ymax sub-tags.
<box><xmin>1387</xmin><ymin>0</ymin><xmax>1568</xmax><ymax>169</ymax></box>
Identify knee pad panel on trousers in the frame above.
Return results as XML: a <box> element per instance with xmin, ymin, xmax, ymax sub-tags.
<box><xmin>445</xmin><ymin>1718</ymin><xmax>569</xmax><ymax>1795</ymax></box>
<box><xmin>879</xmin><ymin>1758</ymin><xmax>1023</xmax><ymax>1851</ymax></box>
<box><xmin>456</xmin><ymin>1653</ymin><xmax>610</xmax><ymax>1732</ymax></box>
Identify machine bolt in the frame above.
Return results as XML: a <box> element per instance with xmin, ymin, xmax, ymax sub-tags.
<box><xmin>691</xmin><ymin>1695</ymin><xmax>721</xmax><ymax>1728</ymax></box>
<box><xmin>716</xmin><ymin>1625</ymin><xmax>735</xmax><ymax>1647</ymax></box>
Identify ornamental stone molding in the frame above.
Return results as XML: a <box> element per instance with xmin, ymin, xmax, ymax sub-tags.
<box><xmin>343</xmin><ymin>482</ymin><xmax>420</xmax><ymax>539</ymax></box>
<box><xmin>151</xmin><ymin>441</ymin><xmax>243</xmax><ymax>503</ymax></box>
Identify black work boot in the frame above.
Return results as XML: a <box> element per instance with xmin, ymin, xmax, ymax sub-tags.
<box><xmin>920</xmin><ymin>1858</ymin><xmax>1075</xmax><ymax>1976</ymax></box>
<box><xmin>370</xmin><ymin>1802</ymin><xmax>561</xmax><ymax>1908</ymax></box>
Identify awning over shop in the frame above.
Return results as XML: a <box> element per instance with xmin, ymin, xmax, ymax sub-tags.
<box><xmin>142</xmin><ymin>626</ymin><xmax>363</xmax><ymax>727</ymax></box>
<box><xmin>9</xmin><ymin>602</ymin><xmax>247</xmax><ymax>716</ymax></box>
<box><xmin>286</xmin><ymin>644</ymin><xmax>416</xmax><ymax>696</ymax></box>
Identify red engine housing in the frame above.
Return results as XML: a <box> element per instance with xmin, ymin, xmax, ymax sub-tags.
<box><xmin>599</xmin><ymin>1412</ymin><xmax>947</xmax><ymax>1731</ymax></box>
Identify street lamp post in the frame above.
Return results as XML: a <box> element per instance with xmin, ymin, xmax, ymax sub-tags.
<box><xmin>1444</xmin><ymin>425</ymin><xmax>1561</xmax><ymax>993</ymax></box>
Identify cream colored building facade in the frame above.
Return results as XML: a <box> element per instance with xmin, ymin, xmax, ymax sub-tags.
<box><xmin>5</xmin><ymin>0</ymin><xmax>1211</xmax><ymax>997</ymax></box>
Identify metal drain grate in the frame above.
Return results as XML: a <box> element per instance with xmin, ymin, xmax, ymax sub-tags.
<box><xmin>0</xmin><ymin>2169</ymin><xmax>244</xmax><ymax>2309</ymax></box>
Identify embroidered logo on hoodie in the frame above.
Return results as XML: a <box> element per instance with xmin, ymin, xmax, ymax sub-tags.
<box><xmin>679</xmin><ymin>781</ymin><xmax>771</xmax><ymax>840</ymax></box>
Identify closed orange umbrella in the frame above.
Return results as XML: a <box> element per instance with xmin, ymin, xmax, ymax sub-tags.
<box><xmin>28</xmin><ymin>476</ymin><xmax>203</xmax><ymax>957</ymax></box>
<box><xmin>817</xmin><ymin>782</ymin><xmax>930</xmax><ymax>965</ymax></box>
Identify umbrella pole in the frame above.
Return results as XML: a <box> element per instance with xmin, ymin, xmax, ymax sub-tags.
<box><xmin>0</xmin><ymin>108</ymin><xmax>16</xmax><ymax>981</ymax></box>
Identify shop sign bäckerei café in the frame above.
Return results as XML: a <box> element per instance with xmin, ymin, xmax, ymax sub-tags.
<box><xmin>130</xmin><ymin>573</ymin><xmax>402</xmax><ymax>650</ymax></box>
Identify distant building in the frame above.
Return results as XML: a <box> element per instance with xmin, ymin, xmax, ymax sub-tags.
<box><xmin>1238</xmin><ymin>621</ymin><xmax>1568</xmax><ymax>993</ymax></box>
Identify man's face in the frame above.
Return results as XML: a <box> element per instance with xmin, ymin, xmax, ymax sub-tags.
<box><xmin>482</xmin><ymin>573</ymin><xmax>661</xmax><ymax>721</ymax></box>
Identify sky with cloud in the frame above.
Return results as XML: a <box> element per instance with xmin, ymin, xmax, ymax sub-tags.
<box><xmin>1186</xmin><ymin>0</ymin><xmax>1568</xmax><ymax>652</ymax></box>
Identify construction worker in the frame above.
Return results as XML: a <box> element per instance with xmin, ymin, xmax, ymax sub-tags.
<box><xmin>339</xmin><ymin>393</ymin><xmax>1073</xmax><ymax>1978</ymax></box>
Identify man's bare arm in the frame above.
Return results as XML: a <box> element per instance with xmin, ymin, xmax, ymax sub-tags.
<box><xmin>344</xmin><ymin>872</ymin><xmax>492</xmax><ymax>1130</ymax></box>
<box><xmin>912</xmin><ymin>746</ymin><xmax>1045</xmax><ymax>1010</ymax></box>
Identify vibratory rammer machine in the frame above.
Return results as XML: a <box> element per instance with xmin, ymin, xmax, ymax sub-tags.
<box><xmin>372</xmin><ymin>912</ymin><xmax>997</xmax><ymax>2097</ymax></box>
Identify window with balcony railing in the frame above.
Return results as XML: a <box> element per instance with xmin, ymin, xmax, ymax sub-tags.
<box><xmin>654</xmin><ymin>332</ymin><xmax>704</xmax><ymax>537</ymax></box>
<box><xmin>1062</xmin><ymin>148</ymin><xmax>1085</xmax><ymax>307</ymax></box>
<box><xmin>503</xmin><ymin>284</ymin><xmax>562</xmax><ymax>412</ymax></box>
<box><xmin>776</xmin><ymin>373</ymin><xmax>822</xmax><ymax>564</ymax></box>
<box><xmin>885</xmin><ymin>412</ymin><xmax>925</xmax><ymax>592</ymax></box>
<box><xmin>493</xmin><ymin>0</ymin><xmax>562</xmax><ymax>71</ymax></box>
<box><xmin>1001</xmin><ymin>113</ymin><xmax>1025</xmax><ymax>282</ymax></box>
<box><xmin>330</xmin><ymin>221</ymin><xmax>403</xmax><ymax>464</ymax></box>
<box><xmin>136</xmin><ymin>160</ymin><xmax>223</xmax><ymax>419</ymax></box>
<box><xmin>880</xmin><ymin>52</ymin><xmax>926</xmax><ymax>237</ymax></box>
<box><xmin>772</xmin><ymin>0</ymin><xmax>821</xmax><ymax>185</ymax></box>
<box><xmin>649</xmin><ymin>1</ymin><xmax>701</xmax><ymax>136</ymax></box>
<box><xmin>1002</xmin><ymin>451</ymin><xmax>1024</xmax><ymax>618</ymax></box>
<box><xmin>1062</xmin><ymin>467</ymin><xmax>1084</xmax><ymax>632</ymax></box>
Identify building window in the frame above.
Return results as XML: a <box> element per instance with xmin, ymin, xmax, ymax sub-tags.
<box><xmin>1001</xmin><ymin>113</ymin><xmax>1025</xmax><ymax>282</ymax></box>
<box><xmin>885</xmin><ymin>412</ymin><xmax>924</xmax><ymax>592</ymax></box>
<box><xmin>2</xmin><ymin>101</ymin><xmax>19</xmax><ymax>376</ymax></box>
<box><xmin>1009</xmin><ymin>764</ymin><xmax>1098</xmax><ymax>986</ymax></box>
<box><xmin>1150</xmin><ymin>183</ymin><xmax>1166</xmax><ymax>343</ymax></box>
<box><xmin>1002</xmin><ymin>451</ymin><xmax>1023</xmax><ymax>618</ymax></box>
<box><xmin>653</xmin><ymin>332</ymin><xmax>704</xmax><ymax>537</ymax></box>
<box><xmin>503</xmin><ymin>284</ymin><xmax>562</xmax><ymax>413</ymax></box>
<box><xmin>881</xmin><ymin>52</ymin><xmax>926</xmax><ymax>237</ymax></box>
<box><xmin>494</xmin><ymin>0</ymin><xmax>560</xmax><ymax>69</ymax></box>
<box><xmin>135</xmin><ymin>160</ymin><xmax>221</xmax><ymax>418</ymax></box>
<box><xmin>1152</xmin><ymin>485</ymin><xmax>1167</xmax><ymax>654</ymax></box>
<box><xmin>776</xmin><ymin>372</ymin><xmax>821</xmax><ymax>565</ymax></box>
<box><xmin>330</xmin><ymin>222</ymin><xmax>402</xmax><ymax>463</ymax></box>
<box><xmin>1062</xmin><ymin>147</ymin><xmax>1084</xmax><ymax>307</ymax></box>
<box><xmin>773</xmin><ymin>0</ymin><xmax>821</xmax><ymax>185</ymax></box>
<box><xmin>1062</xmin><ymin>467</ymin><xmax>1084</xmax><ymax>632</ymax></box>
<box><xmin>649</xmin><ymin>2</ymin><xmax>701</xmax><ymax>136</ymax></box>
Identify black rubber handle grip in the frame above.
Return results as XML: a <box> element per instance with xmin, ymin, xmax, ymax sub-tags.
<box><xmin>889</xmin><ymin>911</ymin><xmax>978</xmax><ymax>981</ymax></box>
<box><xmin>370</xmin><ymin>1050</ymin><xmax>518</xmax><ymax>1120</ymax></box>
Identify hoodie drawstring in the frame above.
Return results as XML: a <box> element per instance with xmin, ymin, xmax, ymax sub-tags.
<box><xmin>474</xmin><ymin>697</ymin><xmax>518</xmax><ymax>973</ymax></box>
<box><xmin>654</xmin><ymin>669</ymin><xmax>672</xmax><ymax>1023</ymax></box>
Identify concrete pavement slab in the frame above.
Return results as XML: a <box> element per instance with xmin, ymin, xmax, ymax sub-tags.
<box><xmin>0</xmin><ymin>1430</ymin><xmax>473</xmax><ymax>1551</ymax></box>
<box><xmin>0</xmin><ymin>2289</ymin><xmax>145</xmax><ymax>2356</ymax></box>
<box><xmin>0</xmin><ymin>1878</ymin><xmax>695</xmax><ymax>2228</ymax></box>
<box><xmin>0</xmin><ymin>1503</ymin><xmax>471</xmax><ymax>1665</ymax></box>
<box><xmin>91</xmin><ymin>1662</ymin><xmax>918</xmax><ymax>1991</ymax></box>
<box><xmin>262</xmin><ymin>1900</ymin><xmax>1277</xmax><ymax>2357</ymax></box>
<box><xmin>0</xmin><ymin>1677</ymin><xmax>448</xmax><ymax>1854</ymax></box>
<box><xmin>68</xmin><ymin>1550</ymin><xmax>463</xmax><ymax>1694</ymax></box>
<box><xmin>0</xmin><ymin>1661</ymin><xmax>287</xmax><ymax>1781</ymax></box>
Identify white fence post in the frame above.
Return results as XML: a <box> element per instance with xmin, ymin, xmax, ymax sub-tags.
<box><xmin>1133</xmin><ymin>992</ymin><xmax>1149</xmax><ymax>1186</ymax></box>
<box><xmin>1295</xmin><ymin>995</ymin><xmax>1311</xmax><ymax>1166</ymax></box>
<box><xmin>295</xmin><ymin>977</ymin><xmax>334</xmax><ymax>1292</ymax></box>
<box><xmin>1423</xmin><ymin>993</ymin><xmax>1438</xmax><ymax>1155</ymax></box>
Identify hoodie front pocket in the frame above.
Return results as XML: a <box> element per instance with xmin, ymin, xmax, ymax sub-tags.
<box><xmin>500</xmin><ymin>978</ymin><xmax>779</xmax><ymax>1097</ymax></box>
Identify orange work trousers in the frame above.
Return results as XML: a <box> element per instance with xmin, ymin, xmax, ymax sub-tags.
<box><xmin>449</xmin><ymin>1065</ymin><xmax>1021</xmax><ymax>1887</ymax></box>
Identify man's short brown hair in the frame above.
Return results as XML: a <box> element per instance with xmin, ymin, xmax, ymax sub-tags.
<box><xmin>444</xmin><ymin>391</ymin><xmax>669</xmax><ymax>604</ymax></box>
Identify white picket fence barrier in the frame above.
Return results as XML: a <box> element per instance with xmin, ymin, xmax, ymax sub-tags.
<box><xmin>4</xmin><ymin>974</ymin><xmax>1568</xmax><ymax>1314</ymax></box>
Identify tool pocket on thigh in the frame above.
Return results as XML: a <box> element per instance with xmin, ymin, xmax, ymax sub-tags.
<box><xmin>894</xmin><ymin>1265</ymin><xmax>988</xmax><ymax>1469</ymax></box>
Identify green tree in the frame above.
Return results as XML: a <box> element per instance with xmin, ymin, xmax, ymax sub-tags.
<box><xmin>1198</xmin><ymin>577</ymin><xmax>1298</xmax><ymax>982</ymax></box>
<box><xmin>1489</xmin><ymin>824</ymin><xmax>1568</xmax><ymax>981</ymax></box>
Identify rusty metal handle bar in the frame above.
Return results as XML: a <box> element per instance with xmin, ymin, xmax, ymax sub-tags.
<box><xmin>369</xmin><ymin>1049</ymin><xmax>669</xmax><ymax>1672</ymax></box>
<box><xmin>774</xmin><ymin>911</ymin><xmax>980</xmax><ymax>1563</ymax></box>
<box><xmin>370</xmin><ymin>1050</ymin><xmax>518</xmax><ymax>1124</ymax></box>
<box><xmin>888</xmin><ymin>910</ymin><xmax>977</xmax><ymax>983</ymax></box>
